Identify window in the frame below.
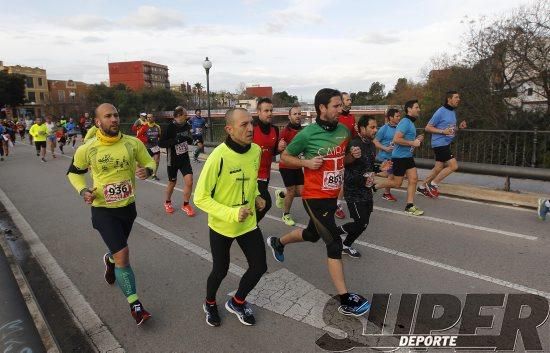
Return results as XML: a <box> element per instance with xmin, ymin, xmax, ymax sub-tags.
<box><xmin>27</xmin><ymin>92</ymin><xmax>36</xmax><ymax>103</ymax></box>
<box><xmin>26</xmin><ymin>77</ymin><xmax>34</xmax><ymax>88</ymax></box>
<box><xmin>38</xmin><ymin>77</ymin><xmax>43</xmax><ymax>86</ymax></box>
<box><xmin>58</xmin><ymin>90</ymin><xmax>65</xmax><ymax>102</ymax></box>
<box><xmin>39</xmin><ymin>92</ymin><xmax>45</xmax><ymax>102</ymax></box>
<box><xmin>527</xmin><ymin>88</ymin><xmax>533</xmax><ymax>96</ymax></box>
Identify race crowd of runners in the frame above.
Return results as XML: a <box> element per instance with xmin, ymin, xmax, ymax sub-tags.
<box><xmin>3</xmin><ymin>89</ymin><xmax>549</xmax><ymax>328</ymax></box>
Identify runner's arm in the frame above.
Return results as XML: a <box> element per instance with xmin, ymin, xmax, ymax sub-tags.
<box><xmin>67</xmin><ymin>146</ymin><xmax>90</xmax><ymax>195</ymax></box>
<box><xmin>393</xmin><ymin>131</ymin><xmax>416</xmax><ymax>147</ymax></box>
<box><xmin>193</xmin><ymin>152</ymin><xmax>241</xmax><ymax>223</ymax></box>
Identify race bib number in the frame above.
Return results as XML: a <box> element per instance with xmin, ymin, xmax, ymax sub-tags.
<box><xmin>175</xmin><ymin>142</ymin><xmax>188</xmax><ymax>155</ymax></box>
<box><xmin>322</xmin><ymin>169</ymin><xmax>344</xmax><ymax>190</ymax></box>
<box><xmin>150</xmin><ymin>145</ymin><xmax>160</xmax><ymax>153</ymax></box>
<box><xmin>103</xmin><ymin>181</ymin><xmax>133</xmax><ymax>203</ymax></box>
<box><xmin>194</xmin><ymin>127</ymin><xmax>203</xmax><ymax>134</ymax></box>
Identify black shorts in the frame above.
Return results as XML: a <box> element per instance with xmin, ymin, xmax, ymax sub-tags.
<box><xmin>433</xmin><ymin>145</ymin><xmax>454</xmax><ymax>163</ymax></box>
<box><xmin>192</xmin><ymin>135</ymin><xmax>204</xmax><ymax>145</ymax></box>
<box><xmin>280</xmin><ymin>168</ymin><xmax>304</xmax><ymax>187</ymax></box>
<box><xmin>91</xmin><ymin>203</ymin><xmax>137</xmax><ymax>254</ymax></box>
<box><xmin>34</xmin><ymin>141</ymin><xmax>46</xmax><ymax>150</ymax></box>
<box><xmin>147</xmin><ymin>147</ymin><xmax>161</xmax><ymax>156</ymax></box>
<box><xmin>80</xmin><ymin>129</ymin><xmax>87</xmax><ymax>137</ymax></box>
<box><xmin>302</xmin><ymin>198</ymin><xmax>343</xmax><ymax>260</ymax></box>
<box><xmin>391</xmin><ymin>157</ymin><xmax>416</xmax><ymax>177</ymax></box>
<box><xmin>167</xmin><ymin>162</ymin><xmax>192</xmax><ymax>181</ymax></box>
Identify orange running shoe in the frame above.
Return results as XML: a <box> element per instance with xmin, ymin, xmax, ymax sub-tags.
<box><xmin>182</xmin><ymin>204</ymin><xmax>196</xmax><ymax>217</ymax></box>
<box><xmin>164</xmin><ymin>201</ymin><xmax>175</xmax><ymax>214</ymax></box>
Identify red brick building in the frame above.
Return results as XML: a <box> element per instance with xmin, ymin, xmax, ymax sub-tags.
<box><xmin>246</xmin><ymin>86</ymin><xmax>273</xmax><ymax>98</ymax></box>
<box><xmin>47</xmin><ymin>79</ymin><xmax>90</xmax><ymax>117</ymax></box>
<box><xmin>108</xmin><ymin>61</ymin><xmax>170</xmax><ymax>91</ymax></box>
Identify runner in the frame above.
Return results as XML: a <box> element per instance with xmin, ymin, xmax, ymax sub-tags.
<box><xmin>418</xmin><ymin>91</ymin><xmax>467</xmax><ymax>198</ymax></box>
<box><xmin>25</xmin><ymin>116</ymin><xmax>34</xmax><ymax>144</ymax></box>
<box><xmin>16</xmin><ymin>118</ymin><xmax>25</xmax><ymax>142</ymax></box>
<box><xmin>1</xmin><ymin>121</ymin><xmax>12</xmax><ymax>158</ymax></box>
<box><xmin>267</xmin><ymin>88</ymin><xmax>371</xmax><ymax>317</ymax></box>
<box><xmin>335</xmin><ymin>92</ymin><xmax>356</xmax><ymax>219</ymax></box>
<box><xmin>136</xmin><ymin>113</ymin><xmax>161</xmax><ymax>180</ymax></box>
<box><xmin>45</xmin><ymin>116</ymin><xmax>57</xmax><ymax>159</ymax></box>
<box><xmin>538</xmin><ymin>199</ymin><xmax>550</xmax><ymax>220</ymax></box>
<box><xmin>29</xmin><ymin>117</ymin><xmax>47</xmax><ymax>162</ymax></box>
<box><xmin>274</xmin><ymin>104</ymin><xmax>303</xmax><ymax>226</ymax></box>
<box><xmin>339</xmin><ymin>116</ymin><xmax>391</xmax><ymax>258</ymax></box>
<box><xmin>373</xmin><ymin>108</ymin><xmax>401</xmax><ymax>201</ymax></box>
<box><xmin>65</xmin><ymin>118</ymin><xmax>78</xmax><ymax>149</ymax></box>
<box><xmin>79</xmin><ymin>113</ymin><xmax>90</xmax><ymax>142</ymax></box>
<box><xmin>67</xmin><ymin>103</ymin><xmax>156</xmax><ymax>326</ymax></box>
<box><xmin>56</xmin><ymin>125</ymin><xmax>67</xmax><ymax>154</ymax></box>
<box><xmin>252</xmin><ymin>97</ymin><xmax>279</xmax><ymax>222</ymax></box>
<box><xmin>194</xmin><ymin>107</ymin><xmax>267</xmax><ymax>327</ymax></box>
<box><xmin>158</xmin><ymin>106</ymin><xmax>196</xmax><ymax>216</ymax></box>
<box><xmin>0</xmin><ymin>122</ymin><xmax>7</xmax><ymax>161</ymax></box>
<box><xmin>376</xmin><ymin>100</ymin><xmax>425</xmax><ymax>216</ymax></box>
<box><xmin>190</xmin><ymin>109</ymin><xmax>207</xmax><ymax>163</ymax></box>
<box><xmin>131</xmin><ymin>112</ymin><xmax>147</xmax><ymax>135</ymax></box>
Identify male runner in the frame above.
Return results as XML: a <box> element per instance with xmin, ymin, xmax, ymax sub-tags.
<box><xmin>418</xmin><ymin>91</ymin><xmax>467</xmax><ymax>197</ymax></box>
<box><xmin>25</xmin><ymin>116</ymin><xmax>34</xmax><ymax>144</ymax></box>
<box><xmin>538</xmin><ymin>199</ymin><xmax>550</xmax><ymax>220</ymax></box>
<box><xmin>45</xmin><ymin>116</ymin><xmax>57</xmax><ymax>159</ymax></box>
<box><xmin>335</xmin><ymin>92</ymin><xmax>356</xmax><ymax>219</ymax></box>
<box><xmin>131</xmin><ymin>112</ymin><xmax>147</xmax><ymax>135</ymax></box>
<box><xmin>190</xmin><ymin>109</ymin><xmax>207</xmax><ymax>163</ymax></box>
<box><xmin>194</xmin><ymin>107</ymin><xmax>267</xmax><ymax>327</ymax></box>
<box><xmin>65</xmin><ymin>118</ymin><xmax>78</xmax><ymax>149</ymax></box>
<box><xmin>29</xmin><ymin>117</ymin><xmax>47</xmax><ymax>162</ymax></box>
<box><xmin>373</xmin><ymin>108</ymin><xmax>401</xmax><ymax>201</ymax></box>
<box><xmin>67</xmin><ymin>103</ymin><xmax>156</xmax><ymax>325</ymax></box>
<box><xmin>274</xmin><ymin>104</ymin><xmax>303</xmax><ymax>226</ymax></box>
<box><xmin>267</xmin><ymin>88</ymin><xmax>371</xmax><ymax>317</ymax></box>
<box><xmin>137</xmin><ymin>113</ymin><xmax>162</xmax><ymax>180</ymax></box>
<box><xmin>56</xmin><ymin>125</ymin><xmax>67</xmax><ymax>154</ymax></box>
<box><xmin>376</xmin><ymin>100</ymin><xmax>425</xmax><ymax>216</ymax></box>
<box><xmin>158</xmin><ymin>106</ymin><xmax>195</xmax><ymax>216</ymax></box>
<box><xmin>252</xmin><ymin>97</ymin><xmax>279</xmax><ymax>222</ymax></box>
<box><xmin>340</xmin><ymin>116</ymin><xmax>391</xmax><ymax>258</ymax></box>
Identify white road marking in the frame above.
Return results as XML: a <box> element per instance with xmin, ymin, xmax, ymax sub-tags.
<box><xmin>263</xmin><ymin>214</ymin><xmax>550</xmax><ymax>300</ymax></box>
<box><xmin>266</xmin><ymin>185</ymin><xmax>538</xmax><ymax>240</ymax></box>
<box><xmin>0</xmin><ymin>187</ymin><xmax>124</xmax><ymax>353</ymax></box>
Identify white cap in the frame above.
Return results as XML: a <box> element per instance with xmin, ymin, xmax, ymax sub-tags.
<box><xmin>140</xmin><ymin>112</ymin><xmax>147</xmax><ymax>117</ymax></box>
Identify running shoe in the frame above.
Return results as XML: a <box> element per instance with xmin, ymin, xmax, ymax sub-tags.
<box><xmin>130</xmin><ymin>302</ymin><xmax>151</xmax><ymax>326</ymax></box>
<box><xmin>164</xmin><ymin>201</ymin><xmax>175</xmax><ymax>214</ymax></box>
<box><xmin>52</xmin><ymin>154</ymin><xmax>56</xmax><ymax>159</ymax></box>
<box><xmin>152</xmin><ymin>175</ymin><xmax>160</xmax><ymax>181</ymax></box>
<box><xmin>537</xmin><ymin>199</ymin><xmax>549</xmax><ymax>221</ymax></box>
<box><xmin>426</xmin><ymin>183</ymin><xmax>440</xmax><ymax>198</ymax></box>
<box><xmin>274</xmin><ymin>188</ymin><xmax>285</xmax><ymax>209</ymax></box>
<box><xmin>225</xmin><ymin>299</ymin><xmax>255</xmax><ymax>326</ymax></box>
<box><xmin>382</xmin><ymin>193</ymin><xmax>397</xmax><ymax>202</ymax></box>
<box><xmin>282</xmin><ymin>213</ymin><xmax>295</xmax><ymax>226</ymax></box>
<box><xmin>338</xmin><ymin>293</ymin><xmax>371</xmax><ymax>317</ymax></box>
<box><xmin>203</xmin><ymin>303</ymin><xmax>221</xmax><ymax>327</ymax></box>
<box><xmin>342</xmin><ymin>246</ymin><xmax>361</xmax><ymax>258</ymax></box>
<box><xmin>416</xmin><ymin>186</ymin><xmax>433</xmax><ymax>198</ymax></box>
<box><xmin>41</xmin><ymin>158</ymin><xmax>46</xmax><ymax>163</ymax></box>
<box><xmin>103</xmin><ymin>253</ymin><xmax>115</xmax><ymax>285</ymax></box>
<box><xmin>193</xmin><ymin>157</ymin><xmax>201</xmax><ymax>163</ymax></box>
<box><xmin>266</xmin><ymin>236</ymin><xmax>285</xmax><ymax>262</ymax></box>
<box><xmin>335</xmin><ymin>204</ymin><xmax>346</xmax><ymax>219</ymax></box>
<box><xmin>182</xmin><ymin>204</ymin><xmax>196</xmax><ymax>217</ymax></box>
<box><xmin>405</xmin><ymin>205</ymin><xmax>424</xmax><ymax>216</ymax></box>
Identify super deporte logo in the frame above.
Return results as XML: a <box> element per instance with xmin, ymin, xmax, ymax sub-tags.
<box><xmin>316</xmin><ymin>293</ymin><xmax>549</xmax><ymax>352</ymax></box>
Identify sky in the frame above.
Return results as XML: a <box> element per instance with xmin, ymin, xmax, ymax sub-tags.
<box><xmin>0</xmin><ymin>0</ymin><xmax>535</xmax><ymax>101</ymax></box>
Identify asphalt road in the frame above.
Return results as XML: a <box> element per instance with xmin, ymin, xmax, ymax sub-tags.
<box><xmin>0</xmin><ymin>142</ymin><xmax>549</xmax><ymax>352</ymax></box>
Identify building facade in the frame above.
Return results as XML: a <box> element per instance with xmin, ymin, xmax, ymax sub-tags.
<box><xmin>0</xmin><ymin>61</ymin><xmax>48</xmax><ymax>118</ymax></box>
<box><xmin>47</xmin><ymin>79</ymin><xmax>90</xmax><ymax>118</ymax></box>
<box><xmin>245</xmin><ymin>85</ymin><xmax>273</xmax><ymax>98</ymax></box>
<box><xmin>108</xmin><ymin>61</ymin><xmax>170</xmax><ymax>90</ymax></box>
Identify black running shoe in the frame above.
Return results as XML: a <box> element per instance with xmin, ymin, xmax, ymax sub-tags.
<box><xmin>225</xmin><ymin>299</ymin><xmax>255</xmax><ymax>326</ymax></box>
<box><xmin>103</xmin><ymin>253</ymin><xmax>115</xmax><ymax>285</ymax></box>
<box><xmin>203</xmin><ymin>303</ymin><xmax>221</xmax><ymax>327</ymax></box>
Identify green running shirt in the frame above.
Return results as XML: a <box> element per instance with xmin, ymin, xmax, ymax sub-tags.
<box><xmin>67</xmin><ymin>134</ymin><xmax>156</xmax><ymax>208</ymax></box>
<box><xmin>194</xmin><ymin>142</ymin><xmax>261</xmax><ymax>237</ymax></box>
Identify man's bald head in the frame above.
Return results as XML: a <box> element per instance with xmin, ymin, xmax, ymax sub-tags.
<box><xmin>224</xmin><ymin>108</ymin><xmax>253</xmax><ymax>146</ymax></box>
<box><xmin>95</xmin><ymin>103</ymin><xmax>117</xmax><ymax>119</ymax></box>
<box><xmin>225</xmin><ymin>107</ymin><xmax>249</xmax><ymax>127</ymax></box>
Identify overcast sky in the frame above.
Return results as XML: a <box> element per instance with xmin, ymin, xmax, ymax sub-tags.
<box><xmin>0</xmin><ymin>0</ymin><xmax>534</xmax><ymax>101</ymax></box>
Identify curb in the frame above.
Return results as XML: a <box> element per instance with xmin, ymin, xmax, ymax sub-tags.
<box><xmin>0</xmin><ymin>232</ymin><xmax>60</xmax><ymax>353</ymax></box>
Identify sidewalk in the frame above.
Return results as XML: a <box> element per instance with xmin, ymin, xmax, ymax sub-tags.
<box><xmin>0</xmin><ymin>232</ymin><xmax>47</xmax><ymax>353</ymax></box>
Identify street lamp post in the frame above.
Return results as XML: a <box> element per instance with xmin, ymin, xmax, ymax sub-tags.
<box><xmin>202</xmin><ymin>57</ymin><xmax>213</xmax><ymax>142</ymax></box>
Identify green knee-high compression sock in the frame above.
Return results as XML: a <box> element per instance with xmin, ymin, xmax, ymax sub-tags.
<box><xmin>115</xmin><ymin>266</ymin><xmax>138</xmax><ymax>304</ymax></box>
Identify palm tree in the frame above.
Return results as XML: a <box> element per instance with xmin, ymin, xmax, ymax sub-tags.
<box><xmin>194</xmin><ymin>82</ymin><xmax>203</xmax><ymax>107</ymax></box>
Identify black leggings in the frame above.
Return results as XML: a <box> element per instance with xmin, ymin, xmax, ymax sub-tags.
<box><xmin>256</xmin><ymin>180</ymin><xmax>272</xmax><ymax>222</ymax></box>
<box><xmin>206</xmin><ymin>228</ymin><xmax>267</xmax><ymax>302</ymax></box>
<box><xmin>302</xmin><ymin>198</ymin><xmax>343</xmax><ymax>259</ymax></box>
<box><xmin>341</xmin><ymin>200</ymin><xmax>373</xmax><ymax>247</ymax></box>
